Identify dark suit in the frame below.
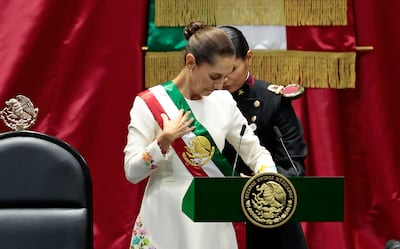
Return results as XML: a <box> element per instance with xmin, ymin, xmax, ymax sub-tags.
<box><xmin>223</xmin><ymin>78</ymin><xmax>308</xmax><ymax>249</ymax></box>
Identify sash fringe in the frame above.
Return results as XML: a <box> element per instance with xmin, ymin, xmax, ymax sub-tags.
<box><xmin>154</xmin><ymin>0</ymin><xmax>347</xmax><ymax>26</ymax></box>
<box><xmin>144</xmin><ymin>50</ymin><xmax>356</xmax><ymax>89</ymax></box>
<box><xmin>155</xmin><ymin>0</ymin><xmax>216</xmax><ymax>27</ymax></box>
<box><xmin>285</xmin><ymin>0</ymin><xmax>348</xmax><ymax>26</ymax></box>
<box><xmin>144</xmin><ymin>51</ymin><xmax>184</xmax><ymax>88</ymax></box>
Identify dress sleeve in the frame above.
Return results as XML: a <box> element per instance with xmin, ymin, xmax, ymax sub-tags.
<box><xmin>123</xmin><ymin>96</ymin><xmax>170</xmax><ymax>183</ymax></box>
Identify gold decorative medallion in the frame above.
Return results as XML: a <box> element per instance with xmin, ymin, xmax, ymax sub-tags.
<box><xmin>0</xmin><ymin>95</ymin><xmax>39</xmax><ymax>131</ymax></box>
<box><xmin>182</xmin><ymin>136</ymin><xmax>215</xmax><ymax>167</ymax></box>
<box><xmin>241</xmin><ymin>172</ymin><xmax>297</xmax><ymax>228</ymax></box>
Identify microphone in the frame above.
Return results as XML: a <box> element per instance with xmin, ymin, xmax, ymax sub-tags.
<box><xmin>273</xmin><ymin>126</ymin><xmax>299</xmax><ymax>176</ymax></box>
<box><xmin>232</xmin><ymin>124</ymin><xmax>246</xmax><ymax>176</ymax></box>
<box><xmin>385</xmin><ymin>240</ymin><xmax>400</xmax><ymax>249</ymax></box>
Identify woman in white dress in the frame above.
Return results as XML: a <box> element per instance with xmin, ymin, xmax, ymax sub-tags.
<box><xmin>124</xmin><ymin>21</ymin><xmax>277</xmax><ymax>249</ymax></box>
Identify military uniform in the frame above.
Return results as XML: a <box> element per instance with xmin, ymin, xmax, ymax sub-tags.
<box><xmin>223</xmin><ymin>76</ymin><xmax>308</xmax><ymax>249</ymax></box>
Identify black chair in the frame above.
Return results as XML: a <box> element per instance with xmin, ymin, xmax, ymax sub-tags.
<box><xmin>386</xmin><ymin>240</ymin><xmax>400</xmax><ymax>249</ymax></box>
<box><xmin>0</xmin><ymin>130</ymin><xmax>93</xmax><ymax>249</ymax></box>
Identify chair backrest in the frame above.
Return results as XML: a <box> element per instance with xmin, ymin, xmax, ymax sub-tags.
<box><xmin>0</xmin><ymin>130</ymin><xmax>93</xmax><ymax>249</ymax></box>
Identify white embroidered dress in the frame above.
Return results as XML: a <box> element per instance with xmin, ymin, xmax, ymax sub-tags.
<box><xmin>124</xmin><ymin>83</ymin><xmax>276</xmax><ymax>249</ymax></box>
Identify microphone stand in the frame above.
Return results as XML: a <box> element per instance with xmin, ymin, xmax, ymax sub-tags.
<box><xmin>273</xmin><ymin>126</ymin><xmax>299</xmax><ymax>176</ymax></box>
<box><xmin>232</xmin><ymin>124</ymin><xmax>246</xmax><ymax>176</ymax></box>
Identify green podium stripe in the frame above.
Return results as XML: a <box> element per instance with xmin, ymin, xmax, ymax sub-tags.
<box><xmin>182</xmin><ymin>176</ymin><xmax>344</xmax><ymax>222</ymax></box>
<box><xmin>291</xmin><ymin>177</ymin><xmax>344</xmax><ymax>221</ymax></box>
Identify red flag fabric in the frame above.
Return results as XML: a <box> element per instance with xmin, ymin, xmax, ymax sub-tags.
<box><xmin>286</xmin><ymin>0</ymin><xmax>356</xmax><ymax>52</ymax></box>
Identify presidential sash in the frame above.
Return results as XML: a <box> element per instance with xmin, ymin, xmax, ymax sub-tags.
<box><xmin>139</xmin><ymin>81</ymin><xmax>237</xmax><ymax>177</ymax></box>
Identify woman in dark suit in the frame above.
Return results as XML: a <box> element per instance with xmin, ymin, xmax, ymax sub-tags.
<box><xmin>220</xmin><ymin>25</ymin><xmax>308</xmax><ymax>249</ymax></box>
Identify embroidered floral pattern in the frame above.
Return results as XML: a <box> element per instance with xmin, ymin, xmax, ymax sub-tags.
<box><xmin>142</xmin><ymin>150</ymin><xmax>158</xmax><ymax>169</ymax></box>
<box><xmin>130</xmin><ymin>216</ymin><xmax>156</xmax><ymax>249</ymax></box>
<box><xmin>142</xmin><ymin>151</ymin><xmax>153</xmax><ymax>165</ymax></box>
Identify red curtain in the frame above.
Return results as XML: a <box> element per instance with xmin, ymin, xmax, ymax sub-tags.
<box><xmin>291</xmin><ymin>1</ymin><xmax>400</xmax><ymax>248</ymax></box>
<box><xmin>1</xmin><ymin>1</ymin><xmax>399</xmax><ymax>249</ymax></box>
<box><xmin>0</xmin><ymin>1</ymin><xmax>148</xmax><ymax>249</ymax></box>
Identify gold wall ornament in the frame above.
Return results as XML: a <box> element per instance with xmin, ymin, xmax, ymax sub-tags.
<box><xmin>0</xmin><ymin>95</ymin><xmax>39</xmax><ymax>131</ymax></box>
<box><xmin>241</xmin><ymin>172</ymin><xmax>297</xmax><ymax>228</ymax></box>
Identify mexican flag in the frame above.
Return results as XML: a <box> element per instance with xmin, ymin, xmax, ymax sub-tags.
<box><xmin>144</xmin><ymin>0</ymin><xmax>356</xmax><ymax>89</ymax></box>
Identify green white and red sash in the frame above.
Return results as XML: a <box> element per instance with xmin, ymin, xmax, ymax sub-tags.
<box><xmin>139</xmin><ymin>81</ymin><xmax>235</xmax><ymax>177</ymax></box>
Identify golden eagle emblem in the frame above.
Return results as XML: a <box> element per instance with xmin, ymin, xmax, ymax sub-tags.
<box><xmin>0</xmin><ymin>95</ymin><xmax>38</xmax><ymax>131</ymax></box>
<box><xmin>241</xmin><ymin>173</ymin><xmax>297</xmax><ymax>228</ymax></box>
<box><xmin>182</xmin><ymin>136</ymin><xmax>215</xmax><ymax>167</ymax></box>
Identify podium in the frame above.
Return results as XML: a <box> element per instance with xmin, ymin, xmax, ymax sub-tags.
<box><xmin>182</xmin><ymin>176</ymin><xmax>344</xmax><ymax>248</ymax></box>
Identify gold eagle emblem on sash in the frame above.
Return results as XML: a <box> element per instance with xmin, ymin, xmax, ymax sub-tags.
<box><xmin>182</xmin><ymin>136</ymin><xmax>215</xmax><ymax>167</ymax></box>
